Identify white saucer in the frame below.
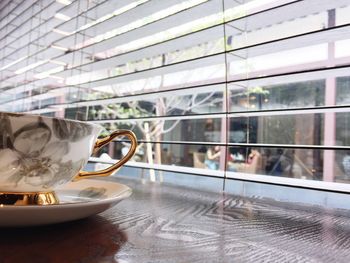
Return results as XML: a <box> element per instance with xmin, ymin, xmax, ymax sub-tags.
<box><xmin>0</xmin><ymin>179</ymin><xmax>132</xmax><ymax>227</ymax></box>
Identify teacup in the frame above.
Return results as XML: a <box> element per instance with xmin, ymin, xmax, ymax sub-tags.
<box><xmin>0</xmin><ymin>111</ymin><xmax>137</xmax><ymax>205</ymax></box>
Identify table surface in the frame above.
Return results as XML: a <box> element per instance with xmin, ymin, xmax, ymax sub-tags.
<box><xmin>1</xmin><ymin>177</ymin><xmax>350</xmax><ymax>263</ymax></box>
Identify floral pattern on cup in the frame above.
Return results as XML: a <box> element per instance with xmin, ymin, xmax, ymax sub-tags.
<box><xmin>53</xmin><ymin>118</ymin><xmax>93</xmax><ymax>142</ymax></box>
<box><xmin>0</xmin><ymin>113</ymin><xmax>94</xmax><ymax>189</ymax></box>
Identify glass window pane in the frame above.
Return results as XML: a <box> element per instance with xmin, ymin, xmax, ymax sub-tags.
<box><xmin>227</xmin><ymin>147</ymin><xmax>350</xmax><ymax>184</ymax></box>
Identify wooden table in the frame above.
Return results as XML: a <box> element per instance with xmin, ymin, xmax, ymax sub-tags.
<box><xmin>1</xmin><ymin>177</ymin><xmax>350</xmax><ymax>262</ymax></box>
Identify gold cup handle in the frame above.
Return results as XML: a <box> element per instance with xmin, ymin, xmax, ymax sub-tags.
<box><xmin>73</xmin><ymin>130</ymin><xmax>137</xmax><ymax>181</ymax></box>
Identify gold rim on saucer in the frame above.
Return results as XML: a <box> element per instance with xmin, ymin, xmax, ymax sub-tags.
<box><xmin>0</xmin><ymin>191</ymin><xmax>59</xmax><ymax>206</ymax></box>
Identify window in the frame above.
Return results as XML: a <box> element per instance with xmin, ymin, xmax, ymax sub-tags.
<box><xmin>1</xmin><ymin>0</ymin><xmax>350</xmax><ymax>191</ymax></box>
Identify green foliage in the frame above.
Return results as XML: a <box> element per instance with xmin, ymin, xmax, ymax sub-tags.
<box><xmin>247</xmin><ymin>86</ymin><xmax>270</xmax><ymax>96</ymax></box>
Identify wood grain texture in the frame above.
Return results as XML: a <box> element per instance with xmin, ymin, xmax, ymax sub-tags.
<box><xmin>1</xmin><ymin>177</ymin><xmax>350</xmax><ymax>263</ymax></box>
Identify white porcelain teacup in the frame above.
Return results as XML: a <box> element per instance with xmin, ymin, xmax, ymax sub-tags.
<box><xmin>0</xmin><ymin>111</ymin><xmax>137</xmax><ymax>205</ymax></box>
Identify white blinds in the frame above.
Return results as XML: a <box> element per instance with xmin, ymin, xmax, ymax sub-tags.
<box><xmin>1</xmin><ymin>0</ymin><xmax>350</xmax><ymax>189</ymax></box>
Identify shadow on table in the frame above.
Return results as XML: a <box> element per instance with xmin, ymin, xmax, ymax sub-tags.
<box><xmin>0</xmin><ymin>216</ymin><xmax>127</xmax><ymax>263</ymax></box>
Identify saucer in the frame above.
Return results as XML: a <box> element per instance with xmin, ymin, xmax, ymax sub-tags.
<box><xmin>0</xmin><ymin>179</ymin><xmax>132</xmax><ymax>227</ymax></box>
